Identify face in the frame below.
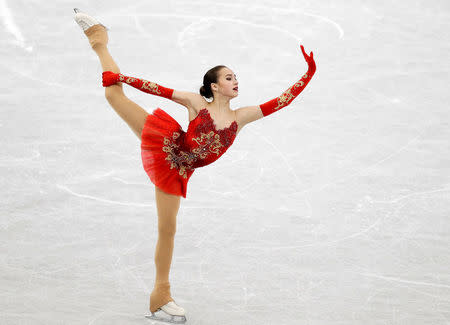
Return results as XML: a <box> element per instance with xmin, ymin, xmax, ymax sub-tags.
<box><xmin>212</xmin><ymin>67</ymin><xmax>239</xmax><ymax>98</ymax></box>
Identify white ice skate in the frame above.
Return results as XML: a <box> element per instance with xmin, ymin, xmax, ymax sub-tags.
<box><xmin>145</xmin><ymin>300</ymin><xmax>187</xmax><ymax>324</ymax></box>
<box><xmin>73</xmin><ymin>8</ymin><xmax>109</xmax><ymax>32</ymax></box>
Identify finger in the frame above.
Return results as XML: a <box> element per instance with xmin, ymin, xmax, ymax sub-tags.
<box><xmin>300</xmin><ymin>45</ymin><xmax>306</xmax><ymax>55</ymax></box>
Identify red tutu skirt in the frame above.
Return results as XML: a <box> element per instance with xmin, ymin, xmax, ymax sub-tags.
<box><xmin>140</xmin><ymin>108</ymin><xmax>195</xmax><ymax>198</ymax></box>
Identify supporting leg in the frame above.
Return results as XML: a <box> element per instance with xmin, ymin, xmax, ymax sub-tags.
<box><xmin>150</xmin><ymin>185</ymin><xmax>181</xmax><ymax>313</ymax></box>
<box><xmin>154</xmin><ymin>185</ymin><xmax>181</xmax><ymax>284</ymax></box>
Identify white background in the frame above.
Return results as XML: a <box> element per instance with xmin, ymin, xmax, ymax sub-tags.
<box><xmin>1</xmin><ymin>0</ymin><xmax>449</xmax><ymax>324</ymax></box>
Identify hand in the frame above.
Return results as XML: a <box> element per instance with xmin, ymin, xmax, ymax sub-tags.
<box><xmin>300</xmin><ymin>44</ymin><xmax>316</xmax><ymax>72</ymax></box>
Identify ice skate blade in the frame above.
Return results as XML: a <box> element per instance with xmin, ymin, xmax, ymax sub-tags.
<box><xmin>145</xmin><ymin>311</ymin><xmax>187</xmax><ymax>324</ymax></box>
<box><xmin>73</xmin><ymin>8</ymin><xmax>110</xmax><ymax>31</ymax></box>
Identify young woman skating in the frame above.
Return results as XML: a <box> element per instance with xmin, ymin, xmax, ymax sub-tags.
<box><xmin>74</xmin><ymin>8</ymin><xmax>316</xmax><ymax>324</ymax></box>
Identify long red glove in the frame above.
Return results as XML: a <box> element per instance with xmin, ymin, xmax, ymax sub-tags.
<box><xmin>102</xmin><ymin>71</ymin><xmax>174</xmax><ymax>99</ymax></box>
<box><xmin>259</xmin><ymin>45</ymin><xmax>316</xmax><ymax>117</ymax></box>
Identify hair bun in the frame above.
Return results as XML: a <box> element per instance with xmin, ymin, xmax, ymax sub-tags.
<box><xmin>199</xmin><ymin>85</ymin><xmax>206</xmax><ymax>97</ymax></box>
<box><xmin>200</xmin><ymin>65</ymin><xmax>227</xmax><ymax>100</ymax></box>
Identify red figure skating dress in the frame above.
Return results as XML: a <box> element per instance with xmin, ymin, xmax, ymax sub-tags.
<box><xmin>140</xmin><ymin>106</ymin><xmax>238</xmax><ymax>198</ymax></box>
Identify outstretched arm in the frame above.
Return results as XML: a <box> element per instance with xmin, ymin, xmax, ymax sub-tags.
<box><xmin>102</xmin><ymin>71</ymin><xmax>200</xmax><ymax>109</ymax></box>
<box><xmin>260</xmin><ymin>45</ymin><xmax>316</xmax><ymax>116</ymax></box>
<box><xmin>102</xmin><ymin>71</ymin><xmax>174</xmax><ymax>99</ymax></box>
<box><xmin>236</xmin><ymin>45</ymin><xmax>316</xmax><ymax>126</ymax></box>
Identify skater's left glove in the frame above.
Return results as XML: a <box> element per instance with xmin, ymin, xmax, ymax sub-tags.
<box><xmin>102</xmin><ymin>71</ymin><xmax>174</xmax><ymax>99</ymax></box>
<box><xmin>259</xmin><ymin>44</ymin><xmax>316</xmax><ymax>117</ymax></box>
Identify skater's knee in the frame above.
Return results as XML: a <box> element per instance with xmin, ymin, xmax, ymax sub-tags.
<box><xmin>158</xmin><ymin>219</ymin><xmax>177</xmax><ymax>237</ymax></box>
<box><xmin>157</xmin><ymin>210</ymin><xmax>178</xmax><ymax>237</ymax></box>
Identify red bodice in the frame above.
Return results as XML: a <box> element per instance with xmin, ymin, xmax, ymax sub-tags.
<box><xmin>160</xmin><ymin>108</ymin><xmax>238</xmax><ymax>179</ymax></box>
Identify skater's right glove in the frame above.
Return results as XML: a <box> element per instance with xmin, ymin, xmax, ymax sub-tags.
<box><xmin>102</xmin><ymin>71</ymin><xmax>174</xmax><ymax>99</ymax></box>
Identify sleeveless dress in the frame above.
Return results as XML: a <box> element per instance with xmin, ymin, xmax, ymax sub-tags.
<box><xmin>140</xmin><ymin>107</ymin><xmax>238</xmax><ymax>198</ymax></box>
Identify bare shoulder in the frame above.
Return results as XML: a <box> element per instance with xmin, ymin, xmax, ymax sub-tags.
<box><xmin>235</xmin><ymin>105</ymin><xmax>264</xmax><ymax>128</ymax></box>
<box><xmin>188</xmin><ymin>93</ymin><xmax>209</xmax><ymax>113</ymax></box>
<box><xmin>171</xmin><ymin>90</ymin><xmax>206</xmax><ymax>112</ymax></box>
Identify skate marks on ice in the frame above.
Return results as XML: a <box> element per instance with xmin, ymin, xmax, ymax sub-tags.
<box><xmin>0</xmin><ymin>0</ymin><xmax>33</xmax><ymax>51</ymax></box>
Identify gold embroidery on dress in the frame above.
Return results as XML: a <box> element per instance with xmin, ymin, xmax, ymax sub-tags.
<box><xmin>156</xmin><ymin>109</ymin><xmax>237</xmax><ymax>178</ymax></box>
<box><xmin>161</xmin><ymin>132</ymin><xmax>192</xmax><ymax>179</ymax></box>
<box><xmin>192</xmin><ymin>131</ymin><xmax>223</xmax><ymax>158</ymax></box>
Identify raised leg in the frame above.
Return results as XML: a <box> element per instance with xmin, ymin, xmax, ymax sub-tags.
<box><xmin>105</xmin><ymin>90</ymin><xmax>149</xmax><ymax>140</ymax></box>
<box><xmin>150</xmin><ymin>185</ymin><xmax>181</xmax><ymax>313</ymax></box>
<box><xmin>87</xmin><ymin>26</ymin><xmax>149</xmax><ymax>139</ymax></box>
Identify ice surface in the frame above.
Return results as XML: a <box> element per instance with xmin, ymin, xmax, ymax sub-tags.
<box><xmin>1</xmin><ymin>0</ymin><xmax>449</xmax><ymax>324</ymax></box>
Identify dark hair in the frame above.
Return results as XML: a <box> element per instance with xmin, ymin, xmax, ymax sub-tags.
<box><xmin>199</xmin><ymin>65</ymin><xmax>227</xmax><ymax>100</ymax></box>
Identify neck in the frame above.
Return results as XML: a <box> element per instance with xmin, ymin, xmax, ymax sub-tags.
<box><xmin>209</xmin><ymin>95</ymin><xmax>231</xmax><ymax>113</ymax></box>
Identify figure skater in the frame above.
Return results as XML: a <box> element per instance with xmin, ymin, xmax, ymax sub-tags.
<box><xmin>73</xmin><ymin>8</ymin><xmax>316</xmax><ymax>324</ymax></box>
